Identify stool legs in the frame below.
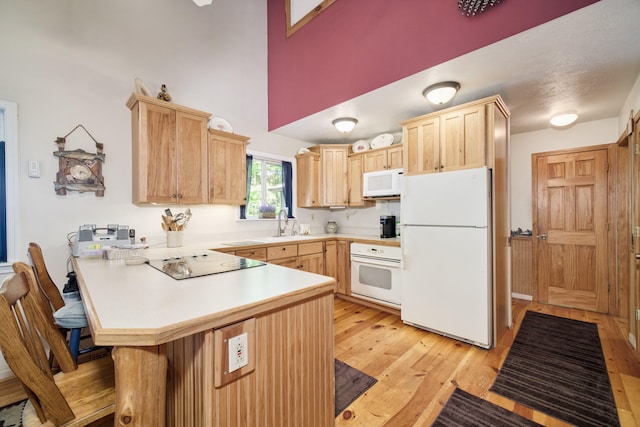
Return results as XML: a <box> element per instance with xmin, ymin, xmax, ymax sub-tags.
<box><xmin>69</xmin><ymin>328</ymin><xmax>81</xmax><ymax>362</ymax></box>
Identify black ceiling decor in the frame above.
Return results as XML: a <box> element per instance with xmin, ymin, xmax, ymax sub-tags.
<box><xmin>458</xmin><ymin>0</ymin><xmax>503</xmax><ymax>17</ymax></box>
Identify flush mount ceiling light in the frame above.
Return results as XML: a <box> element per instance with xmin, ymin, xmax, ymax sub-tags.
<box><xmin>332</xmin><ymin>117</ymin><xmax>358</xmax><ymax>133</ymax></box>
<box><xmin>422</xmin><ymin>81</ymin><xmax>461</xmax><ymax>105</ymax></box>
<box><xmin>550</xmin><ymin>112</ymin><xmax>578</xmax><ymax>127</ymax></box>
<box><xmin>192</xmin><ymin>0</ymin><xmax>212</xmax><ymax>6</ymax></box>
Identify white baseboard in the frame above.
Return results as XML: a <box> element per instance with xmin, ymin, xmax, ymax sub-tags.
<box><xmin>511</xmin><ymin>292</ymin><xmax>533</xmax><ymax>301</ymax></box>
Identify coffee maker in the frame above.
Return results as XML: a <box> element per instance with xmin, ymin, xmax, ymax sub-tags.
<box><xmin>380</xmin><ymin>215</ymin><xmax>396</xmax><ymax>238</ymax></box>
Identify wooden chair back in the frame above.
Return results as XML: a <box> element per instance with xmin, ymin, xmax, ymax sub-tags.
<box><xmin>0</xmin><ymin>271</ymin><xmax>76</xmax><ymax>424</ymax></box>
<box><xmin>12</xmin><ymin>261</ymin><xmax>57</xmax><ymax>329</ymax></box>
<box><xmin>27</xmin><ymin>242</ymin><xmax>66</xmax><ymax>312</ymax></box>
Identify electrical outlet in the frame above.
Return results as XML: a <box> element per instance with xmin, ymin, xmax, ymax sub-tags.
<box><xmin>228</xmin><ymin>332</ymin><xmax>249</xmax><ymax>373</ymax></box>
<box><xmin>636</xmin><ymin>309</ymin><xmax>640</xmax><ymax>321</ymax></box>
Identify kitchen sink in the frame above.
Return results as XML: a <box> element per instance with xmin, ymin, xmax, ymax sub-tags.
<box><xmin>221</xmin><ymin>235</ymin><xmax>319</xmax><ymax>246</ymax></box>
<box><xmin>257</xmin><ymin>235</ymin><xmax>318</xmax><ymax>243</ymax></box>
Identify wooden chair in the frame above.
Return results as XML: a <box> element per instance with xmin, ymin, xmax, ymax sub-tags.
<box><xmin>0</xmin><ymin>270</ymin><xmax>115</xmax><ymax>426</ymax></box>
<box><xmin>26</xmin><ymin>242</ymin><xmax>105</xmax><ymax>362</ymax></box>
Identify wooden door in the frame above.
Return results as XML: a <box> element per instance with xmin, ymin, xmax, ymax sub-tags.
<box><xmin>440</xmin><ymin>104</ymin><xmax>486</xmax><ymax>172</ymax></box>
<box><xmin>632</xmin><ymin>112</ymin><xmax>640</xmax><ymax>352</ymax></box>
<box><xmin>175</xmin><ymin>111</ymin><xmax>208</xmax><ymax>204</ymax></box>
<box><xmin>347</xmin><ymin>154</ymin><xmax>366</xmax><ymax>206</ymax></box>
<box><xmin>387</xmin><ymin>145</ymin><xmax>403</xmax><ymax>169</ymax></box>
<box><xmin>298</xmin><ymin>252</ymin><xmax>324</xmax><ymax>274</ymax></box>
<box><xmin>321</xmin><ymin>147</ymin><xmax>348</xmax><ymax>206</ymax></box>
<box><xmin>296</xmin><ymin>153</ymin><xmax>321</xmax><ymax>207</ymax></box>
<box><xmin>136</xmin><ymin>102</ymin><xmax>176</xmax><ymax>204</ymax></box>
<box><xmin>403</xmin><ymin>117</ymin><xmax>439</xmax><ymax>175</ymax></box>
<box><xmin>363</xmin><ymin>150</ymin><xmax>387</xmax><ymax>172</ymax></box>
<box><xmin>208</xmin><ymin>131</ymin><xmax>247</xmax><ymax>205</ymax></box>
<box><xmin>336</xmin><ymin>240</ymin><xmax>351</xmax><ymax>295</ymax></box>
<box><xmin>533</xmin><ymin>148</ymin><xmax>609</xmax><ymax>312</ymax></box>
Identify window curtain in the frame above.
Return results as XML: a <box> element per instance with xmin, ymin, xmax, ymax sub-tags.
<box><xmin>0</xmin><ymin>141</ymin><xmax>6</xmax><ymax>262</ymax></box>
<box><xmin>239</xmin><ymin>154</ymin><xmax>253</xmax><ymax>219</ymax></box>
<box><xmin>282</xmin><ymin>161</ymin><xmax>293</xmax><ymax>218</ymax></box>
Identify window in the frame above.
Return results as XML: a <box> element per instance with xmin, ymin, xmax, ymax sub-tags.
<box><xmin>241</xmin><ymin>153</ymin><xmax>294</xmax><ymax>219</ymax></box>
<box><xmin>0</xmin><ymin>100</ymin><xmax>19</xmax><ymax>273</ymax></box>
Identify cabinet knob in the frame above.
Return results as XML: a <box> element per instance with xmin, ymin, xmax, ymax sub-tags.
<box><xmin>536</xmin><ymin>234</ymin><xmax>547</xmax><ymax>240</ymax></box>
<box><xmin>434</xmin><ymin>166</ymin><xmax>439</xmax><ymax>170</ymax></box>
<box><xmin>440</xmin><ymin>165</ymin><xmax>444</xmax><ymax>169</ymax></box>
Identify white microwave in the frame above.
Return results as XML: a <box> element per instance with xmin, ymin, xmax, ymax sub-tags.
<box><xmin>363</xmin><ymin>168</ymin><xmax>403</xmax><ymax>197</ymax></box>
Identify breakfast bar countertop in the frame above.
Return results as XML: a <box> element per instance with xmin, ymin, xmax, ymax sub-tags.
<box><xmin>72</xmin><ymin>246</ymin><xmax>336</xmax><ymax>347</ymax></box>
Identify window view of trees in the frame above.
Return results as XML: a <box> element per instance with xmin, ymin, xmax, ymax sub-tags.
<box><xmin>246</xmin><ymin>158</ymin><xmax>284</xmax><ymax>218</ymax></box>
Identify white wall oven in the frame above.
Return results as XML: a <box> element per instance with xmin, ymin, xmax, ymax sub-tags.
<box><xmin>350</xmin><ymin>243</ymin><xmax>401</xmax><ymax>309</ymax></box>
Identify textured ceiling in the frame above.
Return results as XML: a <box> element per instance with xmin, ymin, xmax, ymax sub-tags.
<box><xmin>270</xmin><ymin>0</ymin><xmax>640</xmax><ymax>144</ymax></box>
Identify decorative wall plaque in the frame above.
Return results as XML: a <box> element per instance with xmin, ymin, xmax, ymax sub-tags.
<box><xmin>53</xmin><ymin>124</ymin><xmax>105</xmax><ymax>197</ymax></box>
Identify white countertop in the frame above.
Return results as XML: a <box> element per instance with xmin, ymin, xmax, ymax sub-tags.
<box><xmin>73</xmin><ymin>245</ymin><xmax>336</xmax><ymax>346</ymax></box>
<box><xmin>208</xmin><ymin>233</ymin><xmax>401</xmax><ymax>249</ymax></box>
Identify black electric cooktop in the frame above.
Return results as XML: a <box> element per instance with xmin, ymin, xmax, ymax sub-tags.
<box><xmin>147</xmin><ymin>253</ymin><xmax>265</xmax><ymax>280</ymax></box>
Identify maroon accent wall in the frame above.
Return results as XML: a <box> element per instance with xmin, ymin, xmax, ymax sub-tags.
<box><xmin>267</xmin><ymin>0</ymin><xmax>599</xmax><ymax>131</ymax></box>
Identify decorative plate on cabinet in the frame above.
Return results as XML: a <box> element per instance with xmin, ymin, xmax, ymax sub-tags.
<box><xmin>352</xmin><ymin>140</ymin><xmax>370</xmax><ymax>153</ymax></box>
<box><xmin>134</xmin><ymin>78</ymin><xmax>152</xmax><ymax>97</ymax></box>
<box><xmin>209</xmin><ymin>117</ymin><xmax>233</xmax><ymax>133</ymax></box>
<box><xmin>370</xmin><ymin>133</ymin><xmax>394</xmax><ymax>149</ymax></box>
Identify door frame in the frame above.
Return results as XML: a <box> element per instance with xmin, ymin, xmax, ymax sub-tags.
<box><xmin>531</xmin><ymin>143</ymin><xmax>626</xmax><ymax>315</ymax></box>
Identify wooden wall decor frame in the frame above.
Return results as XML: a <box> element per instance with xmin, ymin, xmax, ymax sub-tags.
<box><xmin>53</xmin><ymin>124</ymin><xmax>106</xmax><ymax>197</ymax></box>
<box><xmin>286</xmin><ymin>0</ymin><xmax>337</xmax><ymax>37</ymax></box>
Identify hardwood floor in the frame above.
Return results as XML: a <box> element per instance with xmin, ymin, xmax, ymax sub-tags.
<box><xmin>334</xmin><ymin>297</ymin><xmax>640</xmax><ymax>426</ymax></box>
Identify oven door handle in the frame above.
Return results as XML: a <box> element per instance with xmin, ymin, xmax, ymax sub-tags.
<box><xmin>351</xmin><ymin>256</ymin><xmax>401</xmax><ymax>269</ymax></box>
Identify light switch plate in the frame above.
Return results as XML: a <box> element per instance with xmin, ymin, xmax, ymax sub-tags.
<box><xmin>28</xmin><ymin>160</ymin><xmax>40</xmax><ymax>178</ymax></box>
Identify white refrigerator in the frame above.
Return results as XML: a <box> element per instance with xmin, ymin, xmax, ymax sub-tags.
<box><xmin>400</xmin><ymin>166</ymin><xmax>493</xmax><ymax>349</ymax></box>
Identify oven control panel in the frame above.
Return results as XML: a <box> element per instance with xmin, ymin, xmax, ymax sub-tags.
<box><xmin>350</xmin><ymin>243</ymin><xmax>401</xmax><ymax>261</ymax></box>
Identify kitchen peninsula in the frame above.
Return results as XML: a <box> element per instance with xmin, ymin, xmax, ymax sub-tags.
<box><xmin>72</xmin><ymin>246</ymin><xmax>336</xmax><ymax>426</ymax></box>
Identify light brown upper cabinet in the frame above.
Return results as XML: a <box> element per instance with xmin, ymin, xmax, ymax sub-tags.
<box><xmin>363</xmin><ymin>145</ymin><xmax>404</xmax><ymax>173</ymax></box>
<box><xmin>402</xmin><ymin>96</ymin><xmax>507</xmax><ymax>176</ymax></box>
<box><xmin>296</xmin><ymin>152</ymin><xmax>321</xmax><ymax>208</ymax></box>
<box><xmin>319</xmin><ymin>145</ymin><xmax>349</xmax><ymax>206</ymax></box>
<box><xmin>208</xmin><ymin>129</ymin><xmax>249</xmax><ymax>205</ymax></box>
<box><xmin>347</xmin><ymin>154</ymin><xmax>370</xmax><ymax>207</ymax></box>
<box><xmin>127</xmin><ymin>93</ymin><xmax>211</xmax><ymax>204</ymax></box>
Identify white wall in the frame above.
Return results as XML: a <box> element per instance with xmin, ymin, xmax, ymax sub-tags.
<box><xmin>510</xmin><ymin>118</ymin><xmax>619</xmax><ymax>231</ymax></box>
<box><xmin>0</xmin><ymin>0</ymin><xmax>309</xmax><ymax>275</ymax></box>
<box><xmin>0</xmin><ymin>0</ymin><xmax>313</xmax><ymax>378</ymax></box>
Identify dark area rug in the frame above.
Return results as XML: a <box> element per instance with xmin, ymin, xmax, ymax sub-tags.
<box><xmin>433</xmin><ymin>388</ymin><xmax>542</xmax><ymax>426</ymax></box>
<box><xmin>490</xmin><ymin>311</ymin><xmax>620</xmax><ymax>427</ymax></box>
<box><xmin>0</xmin><ymin>399</ymin><xmax>25</xmax><ymax>427</ymax></box>
<box><xmin>335</xmin><ymin>359</ymin><xmax>377</xmax><ymax>417</ymax></box>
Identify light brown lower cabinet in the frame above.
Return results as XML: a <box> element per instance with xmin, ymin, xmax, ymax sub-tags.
<box><xmin>267</xmin><ymin>242</ymin><xmax>324</xmax><ymax>275</ymax></box>
<box><xmin>218</xmin><ymin>239</ymin><xmax>351</xmax><ymax>292</ymax></box>
<box><xmin>324</xmin><ymin>240</ymin><xmax>351</xmax><ymax>295</ymax></box>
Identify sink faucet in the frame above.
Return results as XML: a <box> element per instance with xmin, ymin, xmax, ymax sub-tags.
<box><xmin>277</xmin><ymin>209</ymin><xmax>288</xmax><ymax>236</ymax></box>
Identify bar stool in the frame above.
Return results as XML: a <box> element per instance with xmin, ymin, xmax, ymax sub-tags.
<box><xmin>24</xmin><ymin>243</ymin><xmax>103</xmax><ymax>362</ymax></box>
